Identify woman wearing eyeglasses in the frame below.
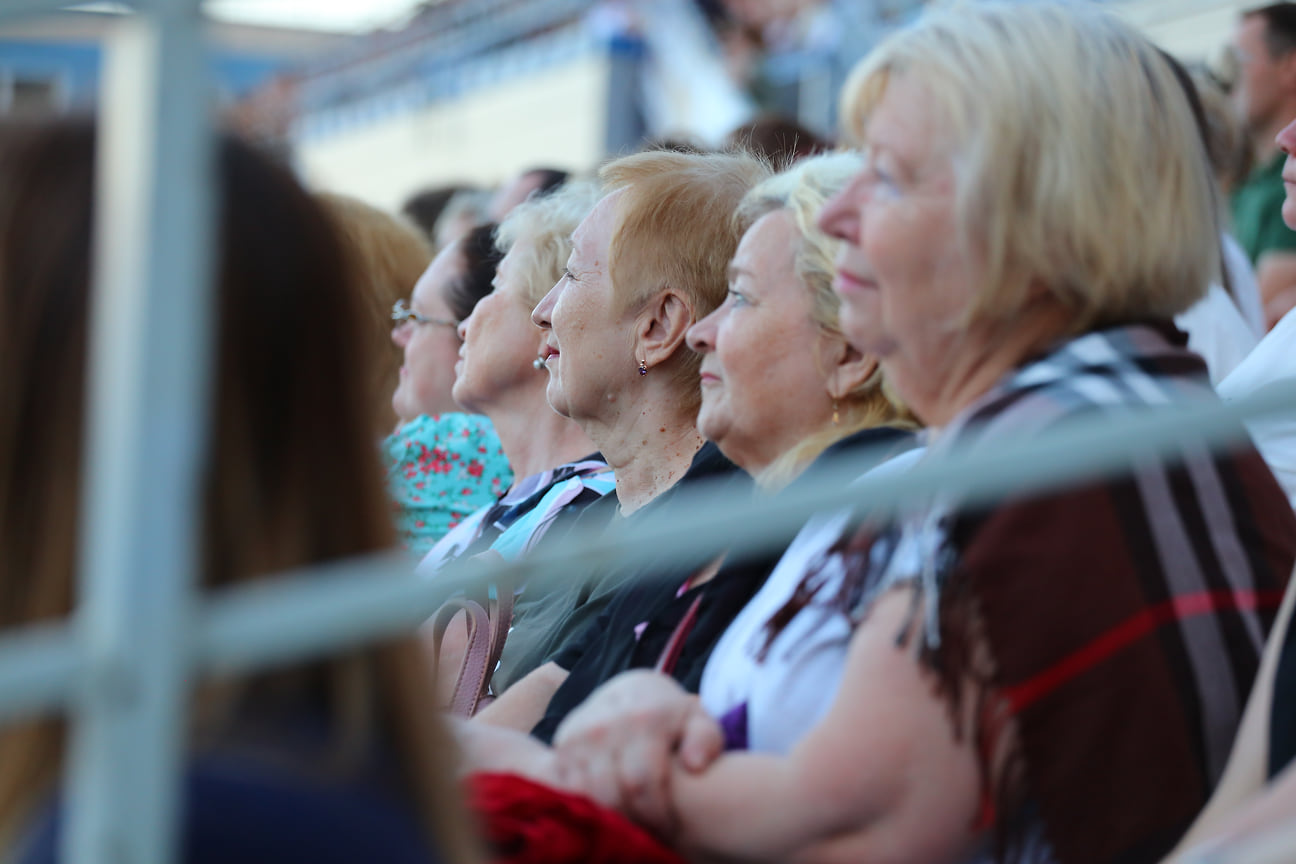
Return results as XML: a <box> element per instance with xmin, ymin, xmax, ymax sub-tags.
<box><xmin>384</xmin><ymin>223</ymin><xmax>513</xmax><ymax>558</ymax></box>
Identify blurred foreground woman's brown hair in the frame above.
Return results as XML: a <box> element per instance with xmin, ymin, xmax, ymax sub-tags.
<box><xmin>0</xmin><ymin>118</ymin><xmax>479</xmax><ymax>862</ymax></box>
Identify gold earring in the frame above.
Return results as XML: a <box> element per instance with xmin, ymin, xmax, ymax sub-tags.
<box><xmin>638</xmin><ymin>360</ymin><xmax>648</xmax><ymax>376</ymax></box>
<box><xmin>832</xmin><ymin>399</ymin><xmax>840</xmax><ymax>426</ymax></box>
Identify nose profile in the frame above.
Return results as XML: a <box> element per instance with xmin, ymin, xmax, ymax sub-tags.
<box><xmin>391</xmin><ymin>321</ymin><xmax>410</xmax><ymax>347</ymax></box>
<box><xmin>532</xmin><ymin>283</ymin><xmax>558</xmax><ymax>329</ymax></box>
<box><xmin>1278</xmin><ymin>117</ymin><xmax>1296</xmax><ymax>157</ymax></box>
<box><xmin>686</xmin><ymin>310</ymin><xmax>718</xmax><ymax>354</ymax></box>
<box><xmin>457</xmin><ymin>312</ymin><xmax>472</xmax><ymax>341</ymax></box>
<box><xmin>817</xmin><ymin>172</ymin><xmax>864</xmax><ymax>244</ymax></box>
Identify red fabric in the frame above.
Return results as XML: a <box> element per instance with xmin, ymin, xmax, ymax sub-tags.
<box><xmin>466</xmin><ymin>772</ymin><xmax>686</xmax><ymax>864</ymax></box>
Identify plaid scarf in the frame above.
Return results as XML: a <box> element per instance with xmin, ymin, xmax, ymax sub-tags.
<box><xmin>849</xmin><ymin>322</ymin><xmax>1296</xmax><ymax>864</ymax></box>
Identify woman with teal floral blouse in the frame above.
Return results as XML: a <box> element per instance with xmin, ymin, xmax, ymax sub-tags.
<box><xmin>386</xmin><ymin>223</ymin><xmax>514</xmax><ymax>556</ymax></box>
<box><xmin>383</xmin><ymin>412</ymin><xmax>512</xmax><ymax>558</ymax></box>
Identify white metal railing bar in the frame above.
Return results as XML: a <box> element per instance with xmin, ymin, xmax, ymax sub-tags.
<box><xmin>0</xmin><ymin>622</ymin><xmax>81</xmax><ymax>725</ymax></box>
<box><xmin>61</xmin><ymin>2</ymin><xmax>214</xmax><ymax>863</ymax></box>
<box><xmin>0</xmin><ymin>1</ymin><xmax>111</xmax><ymax>24</ymax></box>
<box><xmin>0</xmin><ymin>376</ymin><xmax>1292</xmax><ymax>734</ymax></box>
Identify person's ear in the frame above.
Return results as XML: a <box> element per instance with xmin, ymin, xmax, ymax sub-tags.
<box><xmin>635</xmin><ymin>289</ymin><xmax>693</xmax><ymax>372</ymax></box>
<box><xmin>822</xmin><ymin>334</ymin><xmax>879</xmax><ymax>401</ymax></box>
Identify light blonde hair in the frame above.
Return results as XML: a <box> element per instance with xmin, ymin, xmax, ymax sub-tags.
<box><xmin>600</xmin><ymin>150</ymin><xmax>771</xmax><ymax>404</ymax></box>
<box><xmin>840</xmin><ymin>0</ymin><xmax>1218</xmax><ymax>332</ymax></box>
<box><xmin>495</xmin><ymin>180</ymin><xmax>601</xmax><ymax>307</ymax></box>
<box><xmin>318</xmin><ymin>193</ymin><xmax>433</xmax><ymax>435</ymax></box>
<box><xmin>735</xmin><ymin>153</ymin><xmax>918</xmax><ymax>489</ymax></box>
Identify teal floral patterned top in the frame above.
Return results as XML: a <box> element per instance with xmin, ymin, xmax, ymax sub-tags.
<box><xmin>382</xmin><ymin>413</ymin><xmax>512</xmax><ymax>559</ymax></box>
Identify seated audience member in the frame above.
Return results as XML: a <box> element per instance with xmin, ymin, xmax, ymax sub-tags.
<box><xmin>434</xmin><ymin>189</ymin><xmax>492</xmax><ymax>252</ymax></box>
<box><xmin>1230</xmin><ymin>2</ymin><xmax>1296</xmax><ymax>327</ymax></box>
<box><xmin>0</xmin><ymin>119</ymin><xmax>479</xmax><ymax>864</ymax></box>
<box><xmin>1217</xmin><ymin>304</ymin><xmax>1296</xmax><ymax>511</ymax></box>
<box><xmin>549</xmin><ymin>5</ymin><xmax>1296</xmax><ymax>863</ymax></box>
<box><xmin>465</xmin><ymin>152</ymin><xmax>918</xmax><ymax>739</ymax></box>
<box><xmin>317</xmin><ymin>192</ymin><xmax>434</xmax><ymax>435</ymax></box>
<box><xmin>725</xmin><ymin>113</ymin><xmax>830</xmax><ymax>167</ymax></box>
<box><xmin>1166</xmin><ymin>112</ymin><xmax>1296</xmax><ymax>864</ymax></box>
<box><xmin>402</xmin><ymin>183</ymin><xmax>476</xmax><ymax>248</ymax></box>
<box><xmin>1187</xmin><ymin>63</ymin><xmax>1267</xmax><ymax>336</ymax></box>
<box><xmin>417</xmin><ymin>185</ymin><xmax>615</xmax><ymax>709</ymax></box>
<box><xmin>1158</xmin><ymin>56</ymin><xmax>1259</xmax><ymax>383</ymax></box>
<box><xmin>387</xmin><ymin>223</ymin><xmax>512</xmax><ymax>558</ymax></box>
<box><xmin>487</xmin><ymin>167</ymin><xmax>570</xmax><ymax>222</ymax></box>
<box><xmin>483</xmin><ymin>150</ymin><xmax>769</xmax><ymax>697</ymax></box>
<box><xmin>418</xmin><ymin>183</ymin><xmax>611</xmax><ymax>577</ymax></box>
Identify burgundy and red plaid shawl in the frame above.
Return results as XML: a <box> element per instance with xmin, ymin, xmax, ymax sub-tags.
<box><xmin>851</xmin><ymin>322</ymin><xmax>1296</xmax><ymax>864</ymax></box>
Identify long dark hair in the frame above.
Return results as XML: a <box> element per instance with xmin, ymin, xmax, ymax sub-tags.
<box><xmin>0</xmin><ymin>118</ymin><xmax>478</xmax><ymax>861</ymax></box>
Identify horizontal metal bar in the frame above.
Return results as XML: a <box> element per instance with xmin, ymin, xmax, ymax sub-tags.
<box><xmin>195</xmin><ymin>551</ymin><xmax>446</xmax><ymax>675</ymax></box>
<box><xmin>0</xmin><ymin>622</ymin><xmax>81</xmax><ymax>723</ymax></box>
<box><xmin>0</xmin><ymin>377</ymin><xmax>1291</xmax><ymax>724</ymax></box>
<box><xmin>183</xmin><ymin>376</ymin><xmax>1296</xmax><ymax>684</ymax></box>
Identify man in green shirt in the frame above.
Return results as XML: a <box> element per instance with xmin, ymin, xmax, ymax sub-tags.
<box><xmin>1232</xmin><ymin>3</ymin><xmax>1296</xmax><ymax>327</ymax></box>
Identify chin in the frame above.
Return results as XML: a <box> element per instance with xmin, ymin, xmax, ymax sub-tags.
<box><xmin>545</xmin><ymin>380</ymin><xmax>573</xmax><ymax>419</ymax></box>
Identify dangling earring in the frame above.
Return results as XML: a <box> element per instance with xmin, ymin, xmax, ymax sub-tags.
<box><xmin>638</xmin><ymin>360</ymin><xmax>648</xmax><ymax>376</ymax></box>
<box><xmin>832</xmin><ymin>399</ymin><xmax>840</xmax><ymax>426</ymax></box>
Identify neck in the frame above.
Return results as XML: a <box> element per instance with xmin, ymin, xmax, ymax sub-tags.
<box><xmin>903</xmin><ymin>304</ymin><xmax>1070</xmax><ymax>429</ymax></box>
<box><xmin>590</xmin><ymin>391</ymin><xmax>705</xmax><ymax>516</ymax></box>
<box><xmin>486</xmin><ymin>389</ymin><xmax>599</xmax><ymax>482</ymax></box>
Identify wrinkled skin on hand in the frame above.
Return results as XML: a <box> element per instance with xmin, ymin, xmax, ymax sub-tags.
<box><xmin>552</xmin><ymin>670</ymin><xmax>725</xmax><ymax>837</ymax></box>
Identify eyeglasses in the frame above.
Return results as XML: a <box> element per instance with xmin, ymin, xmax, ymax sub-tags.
<box><xmin>391</xmin><ymin>299</ymin><xmax>458</xmax><ymax>330</ymax></box>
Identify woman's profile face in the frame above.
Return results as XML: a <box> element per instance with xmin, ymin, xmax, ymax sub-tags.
<box><xmin>390</xmin><ymin>242</ymin><xmax>465</xmax><ymax>422</ymax></box>
<box><xmin>531</xmin><ymin>190</ymin><xmax>631</xmax><ymax>422</ymax></box>
<box><xmin>818</xmin><ymin>73</ymin><xmax>971</xmax><ymax>409</ymax></box>
<box><xmin>686</xmin><ymin>210</ymin><xmax>837</xmax><ymax>474</ymax></box>
<box><xmin>453</xmin><ymin>234</ymin><xmax>546</xmax><ymax>415</ymax></box>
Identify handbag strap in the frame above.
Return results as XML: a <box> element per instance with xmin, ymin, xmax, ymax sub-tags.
<box><xmin>430</xmin><ymin>597</ymin><xmax>493</xmax><ymax>717</ymax></box>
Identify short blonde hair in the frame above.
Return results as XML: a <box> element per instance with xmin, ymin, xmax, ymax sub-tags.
<box><xmin>495</xmin><ymin>180</ymin><xmax>601</xmax><ymax>307</ymax></box>
<box><xmin>840</xmin><ymin>1</ymin><xmax>1218</xmax><ymax>331</ymax></box>
<box><xmin>600</xmin><ymin>150</ymin><xmax>771</xmax><ymax>399</ymax></box>
<box><xmin>736</xmin><ymin>153</ymin><xmax>918</xmax><ymax>488</ymax></box>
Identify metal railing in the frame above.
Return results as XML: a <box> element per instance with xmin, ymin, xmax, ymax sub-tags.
<box><xmin>2</xmin><ymin>1</ymin><xmax>1296</xmax><ymax>864</ymax></box>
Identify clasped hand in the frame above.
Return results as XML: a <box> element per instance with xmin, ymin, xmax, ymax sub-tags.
<box><xmin>551</xmin><ymin>670</ymin><xmax>725</xmax><ymax>838</ymax></box>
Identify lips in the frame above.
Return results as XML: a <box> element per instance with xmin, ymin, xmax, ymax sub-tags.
<box><xmin>834</xmin><ymin>269</ymin><xmax>878</xmax><ymax>294</ymax></box>
<box><xmin>541</xmin><ymin>343</ymin><xmax>560</xmax><ymax>363</ymax></box>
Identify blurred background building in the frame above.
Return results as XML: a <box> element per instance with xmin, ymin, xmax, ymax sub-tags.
<box><xmin>0</xmin><ymin>0</ymin><xmax>1253</xmax><ymax>211</ymax></box>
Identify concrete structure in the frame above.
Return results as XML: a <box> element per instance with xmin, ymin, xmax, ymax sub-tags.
<box><xmin>0</xmin><ymin>9</ymin><xmax>343</xmax><ymax>115</ymax></box>
<box><xmin>1110</xmin><ymin>0</ymin><xmax>1248</xmax><ymax>62</ymax></box>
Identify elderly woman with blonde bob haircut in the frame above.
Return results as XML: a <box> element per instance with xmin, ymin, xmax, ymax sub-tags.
<box><xmin>550</xmin><ymin>5</ymin><xmax>1296</xmax><ymax>864</ymax></box>
<box><xmin>692</xmin><ymin>150</ymin><xmax>914</xmax><ymax>490</ymax></box>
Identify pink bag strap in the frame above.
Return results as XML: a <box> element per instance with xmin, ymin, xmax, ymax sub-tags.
<box><xmin>430</xmin><ymin>597</ymin><xmax>493</xmax><ymax>717</ymax></box>
<box><xmin>430</xmin><ymin>580</ymin><xmax>516</xmax><ymax>717</ymax></box>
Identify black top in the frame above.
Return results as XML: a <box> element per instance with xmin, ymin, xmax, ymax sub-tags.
<box><xmin>1270</xmin><ymin>610</ymin><xmax>1296</xmax><ymax>778</ymax></box>
<box><xmin>530</xmin><ymin>426</ymin><xmax>916</xmax><ymax>744</ymax></box>
<box><xmin>492</xmin><ymin>441</ymin><xmax>749</xmax><ymax>691</ymax></box>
